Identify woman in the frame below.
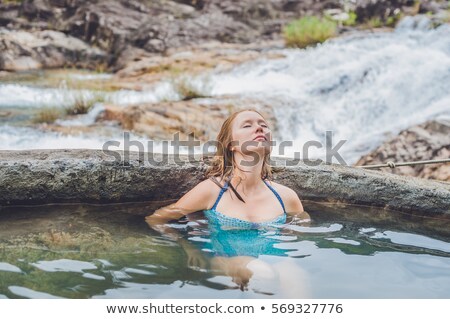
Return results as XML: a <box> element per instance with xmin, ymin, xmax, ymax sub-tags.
<box><xmin>146</xmin><ymin>109</ymin><xmax>305</xmax><ymax>227</ymax></box>
<box><xmin>146</xmin><ymin>109</ymin><xmax>310</xmax><ymax>294</ymax></box>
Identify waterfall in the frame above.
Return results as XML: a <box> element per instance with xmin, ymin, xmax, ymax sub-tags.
<box><xmin>209</xmin><ymin>22</ymin><xmax>450</xmax><ymax>164</ymax></box>
<box><xmin>1</xmin><ymin>19</ymin><xmax>449</xmax><ymax>164</ymax></box>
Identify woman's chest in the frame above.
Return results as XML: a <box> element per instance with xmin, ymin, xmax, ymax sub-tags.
<box><xmin>215</xmin><ymin>190</ymin><xmax>284</xmax><ymax>222</ymax></box>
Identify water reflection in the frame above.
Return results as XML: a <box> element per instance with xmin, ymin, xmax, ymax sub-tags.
<box><xmin>0</xmin><ymin>201</ymin><xmax>449</xmax><ymax>298</ymax></box>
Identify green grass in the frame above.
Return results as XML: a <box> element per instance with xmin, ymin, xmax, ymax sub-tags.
<box><xmin>385</xmin><ymin>13</ymin><xmax>405</xmax><ymax>27</ymax></box>
<box><xmin>65</xmin><ymin>92</ymin><xmax>107</xmax><ymax>115</ymax></box>
<box><xmin>343</xmin><ymin>11</ymin><xmax>358</xmax><ymax>26</ymax></box>
<box><xmin>171</xmin><ymin>76</ymin><xmax>211</xmax><ymax>101</ymax></box>
<box><xmin>445</xmin><ymin>3</ymin><xmax>450</xmax><ymax>23</ymax></box>
<box><xmin>1</xmin><ymin>0</ymin><xmax>24</xmax><ymax>4</ymax></box>
<box><xmin>366</xmin><ymin>17</ymin><xmax>383</xmax><ymax>28</ymax></box>
<box><xmin>32</xmin><ymin>107</ymin><xmax>64</xmax><ymax>124</ymax></box>
<box><xmin>32</xmin><ymin>91</ymin><xmax>107</xmax><ymax>123</ymax></box>
<box><xmin>283</xmin><ymin>16</ymin><xmax>338</xmax><ymax>48</ymax></box>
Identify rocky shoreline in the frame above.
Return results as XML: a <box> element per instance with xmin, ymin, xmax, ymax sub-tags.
<box><xmin>356</xmin><ymin>119</ymin><xmax>450</xmax><ymax>181</ymax></box>
<box><xmin>1</xmin><ymin>0</ymin><xmax>449</xmax><ymax>72</ymax></box>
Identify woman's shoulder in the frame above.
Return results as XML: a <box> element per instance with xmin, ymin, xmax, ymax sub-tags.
<box><xmin>202</xmin><ymin>177</ymin><xmax>226</xmax><ymax>209</ymax></box>
<box><xmin>266</xmin><ymin>180</ymin><xmax>297</xmax><ymax>197</ymax></box>
<box><xmin>207</xmin><ymin>176</ymin><xmax>227</xmax><ymax>188</ymax></box>
<box><xmin>266</xmin><ymin>180</ymin><xmax>304</xmax><ymax>213</ymax></box>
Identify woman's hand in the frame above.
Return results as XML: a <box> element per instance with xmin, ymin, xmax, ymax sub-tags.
<box><xmin>145</xmin><ymin>205</ymin><xmax>185</xmax><ymax>224</ymax></box>
<box><xmin>290</xmin><ymin>210</ymin><xmax>311</xmax><ymax>226</ymax></box>
<box><xmin>145</xmin><ymin>205</ymin><xmax>185</xmax><ymax>241</ymax></box>
<box><xmin>211</xmin><ymin>256</ymin><xmax>255</xmax><ymax>291</ymax></box>
<box><xmin>179</xmin><ymin>239</ymin><xmax>209</xmax><ymax>271</ymax></box>
<box><xmin>278</xmin><ymin>210</ymin><xmax>311</xmax><ymax>237</ymax></box>
<box><xmin>230</xmin><ymin>265</ymin><xmax>253</xmax><ymax>291</ymax></box>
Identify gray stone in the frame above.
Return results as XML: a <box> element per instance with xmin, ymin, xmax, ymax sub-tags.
<box><xmin>1</xmin><ymin>0</ymin><xmax>440</xmax><ymax>71</ymax></box>
<box><xmin>355</xmin><ymin>119</ymin><xmax>450</xmax><ymax>182</ymax></box>
<box><xmin>0</xmin><ymin>149</ymin><xmax>448</xmax><ymax>216</ymax></box>
<box><xmin>0</xmin><ymin>28</ymin><xmax>107</xmax><ymax>71</ymax></box>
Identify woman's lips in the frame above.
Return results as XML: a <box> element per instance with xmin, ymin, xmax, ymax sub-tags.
<box><xmin>253</xmin><ymin>136</ymin><xmax>267</xmax><ymax>141</ymax></box>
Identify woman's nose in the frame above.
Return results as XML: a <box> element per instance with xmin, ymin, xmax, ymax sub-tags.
<box><xmin>256</xmin><ymin>125</ymin><xmax>264</xmax><ymax>132</ymax></box>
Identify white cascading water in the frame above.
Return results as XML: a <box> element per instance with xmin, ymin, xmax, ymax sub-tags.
<box><xmin>208</xmin><ymin>19</ymin><xmax>450</xmax><ymax>164</ymax></box>
<box><xmin>0</xmin><ymin>81</ymin><xmax>172</xmax><ymax>109</ymax></box>
<box><xmin>0</xmin><ymin>78</ymin><xmax>174</xmax><ymax>151</ymax></box>
<box><xmin>0</xmin><ymin>17</ymin><xmax>449</xmax><ymax>164</ymax></box>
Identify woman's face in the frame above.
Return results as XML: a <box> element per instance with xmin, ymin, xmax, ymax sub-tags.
<box><xmin>230</xmin><ymin>111</ymin><xmax>272</xmax><ymax>157</ymax></box>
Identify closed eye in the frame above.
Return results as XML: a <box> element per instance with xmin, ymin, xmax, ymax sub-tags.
<box><xmin>243</xmin><ymin>124</ymin><xmax>268</xmax><ymax>127</ymax></box>
<box><xmin>242</xmin><ymin>121</ymin><xmax>268</xmax><ymax>128</ymax></box>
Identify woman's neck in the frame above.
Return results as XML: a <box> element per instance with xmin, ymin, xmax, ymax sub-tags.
<box><xmin>231</xmin><ymin>152</ymin><xmax>265</xmax><ymax>193</ymax></box>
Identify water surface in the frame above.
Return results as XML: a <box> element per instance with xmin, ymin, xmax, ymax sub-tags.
<box><xmin>0</xmin><ymin>201</ymin><xmax>449</xmax><ymax>299</ymax></box>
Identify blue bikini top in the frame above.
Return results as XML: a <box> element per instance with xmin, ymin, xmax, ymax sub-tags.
<box><xmin>204</xmin><ymin>179</ymin><xmax>287</xmax><ymax>230</ymax></box>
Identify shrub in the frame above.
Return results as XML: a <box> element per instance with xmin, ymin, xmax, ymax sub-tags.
<box><xmin>32</xmin><ymin>107</ymin><xmax>64</xmax><ymax>124</ymax></box>
<box><xmin>2</xmin><ymin>0</ymin><xmax>24</xmax><ymax>3</ymax></box>
<box><xmin>366</xmin><ymin>17</ymin><xmax>383</xmax><ymax>28</ymax></box>
<box><xmin>171</xmin><ymin>76</ymin><xmax>211</xmax><ymax>101</ymax></box>
<box><xmin>343</xmin><ymin>11</ymin><xmax>358</xmax><ymax>26</ymax></box>
<box><xmin>283</xmin><ymin>16</ymin><xmax>337</xmax><ymax>48</ymax></box>
<box><xmin>65</xmin><ymin>92</ymin><xmax>106</xmax><ymax>115</ymax></box>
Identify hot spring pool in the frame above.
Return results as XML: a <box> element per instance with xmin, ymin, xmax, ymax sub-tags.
<box><xmin>0</xmin><ymin>201</ymin><xmax>449</xmax><ymax>299</ymax></box>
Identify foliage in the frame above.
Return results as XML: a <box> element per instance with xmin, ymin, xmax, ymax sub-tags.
<box><xmin>366</xmin><ymin>17</ymin><xmax>383</xmax><ymax>28</ymax></box>
<box><xmin>343</xmin><ymin>11</ymin><xmax>358</xmax><ymax>26</ymax></box>
<box><xmin>32</xmin><ymin>107</ymin><xmax>64</xmax><ymax>124</ymax></box>
<box><xmin>283</xmin><ymin>16</ymin><xmax>337</xmax><ymax>48</ymax></box>
<box><xmin>1</xmin><ymin>0</ymin><xmax>24</xmax><ymax>4</ymax></box>
<box><xmin>64</xmin><ymin>91</ymin><xmax>106</xmax><ymax>115</ymax></box>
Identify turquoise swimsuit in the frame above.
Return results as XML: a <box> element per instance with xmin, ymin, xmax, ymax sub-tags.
<box><xmin>204</xmin><ymin>179</ymin><xmax>287</xmax><ymax>230</ymax></box>
<box><xmin>200</xmin><ymin>180</ymin><xmax>290</xmax><ymax>257</ymax></box>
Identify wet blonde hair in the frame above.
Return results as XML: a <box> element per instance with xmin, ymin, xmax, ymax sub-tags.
<box><xmin>206</xmin><ymin>109</ymin><xmax>273</xmax><ymax>182</ymax></box>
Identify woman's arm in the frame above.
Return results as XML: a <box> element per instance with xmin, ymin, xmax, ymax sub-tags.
<box><xmin>145</xmin><ymin>179</ymin><xmax>218</xmax><ymax>239</ymax></box>
<box><xmin>145</xmin><ymin>179</ymin><xmax>218</xmax><ymax>270</ymax></box>
<box><xmin>283</xmin><ymin>187</ymin><xmax>305</xmax><ymax>214</ymax></box>
<box><xmin>284</xmin><ymin>188</ymin><xmax>311</xmax><ymax>222</ymax></box>
<box><xmin>146</xmin><ymin>179</ymin><xmax>217</xmax><ymax>223</ymax></box>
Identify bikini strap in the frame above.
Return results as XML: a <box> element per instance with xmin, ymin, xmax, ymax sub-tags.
<box><xmin>263</xmin><ymin>180</ymin><xmax>287</xmax><ymax>214</ymax></box>
<box><xmin>211</xmin><ymin>181</ymin><xmax>228</xmax><ymax>210</ymax></box>
<box><xmin>210</xmin><ymin>176</ymin><xmax>246</xmax><ymax>205</ymax></box>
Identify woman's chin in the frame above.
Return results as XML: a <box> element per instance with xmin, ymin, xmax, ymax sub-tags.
<box><xmin>239</xmin><ymin>146</ymin><xmax>271</xmax><ymax>159</ymax></box>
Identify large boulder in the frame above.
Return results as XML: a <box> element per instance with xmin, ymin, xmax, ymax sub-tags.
<box><xmin>64</xmin><ymin>0</ymin><xmax>151</xmax><ymax>54</ymax></box>
<box><xmin>99</xmin><ymin>97</ymin><xmax>278</xmax><ymax>141</ymax></box>
<box><xmin>0</xmin><ymin>28</ymin><xmax>107</xmax><ymax>71</ymax></box>
<box><xmin>63</xmin><ymin>0</ymin><xmax>258</xmax><ymax>57</ymax></box>
<box><xmin>0</xmin><ymin>2</ymin><xmax>21</xmax><ymax>27</ymax></box>
<box><xmin>0</xmin><ymin>149</ymin><xmax>449</xmax><ymax>215</ymax></box>
<box><xmin>0</xmin><ymin>0</ymin><xmax>86</xmax><ymax>29</ymax></box>
<box><xmin>352</xmin><ymin>0</ymin><xmax>449</xmax><ymax>23</ymax></box>
<box><xmin>355</xmin><ymin>119</ymin><xmax>450</xmax><ymax>182</ymax></box>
